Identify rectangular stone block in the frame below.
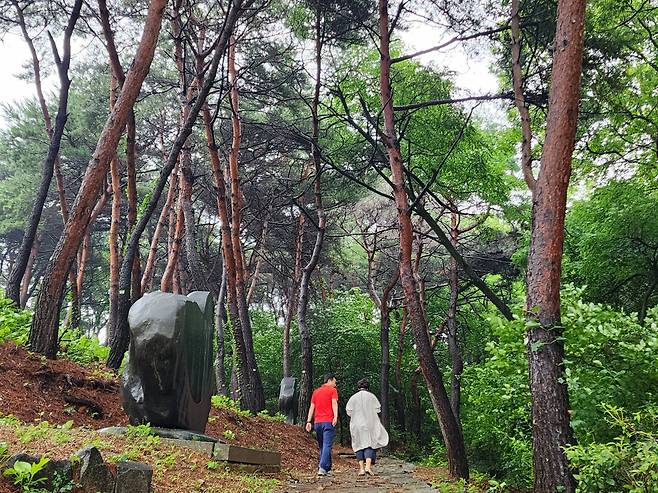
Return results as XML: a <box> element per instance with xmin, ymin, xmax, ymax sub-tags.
<box><xmin>161</xmin><ymin>437</ymin><xmax>215</xmax><ymax>455</ymax></box>
<box><xmin>212</xmin><ymin>443</ymin><xmax>281</xmax><ymax>466</ymax></box>
<box><xmin>225</xmin><ymin>463</ymin><xmax>281</xmax><ymax>473</ymax></box>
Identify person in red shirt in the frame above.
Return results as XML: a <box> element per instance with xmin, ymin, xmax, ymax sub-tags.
<box><xmin>305</xmin><ymin>373</ymin><xmax>338</xmax><ymax>476</ymax></box>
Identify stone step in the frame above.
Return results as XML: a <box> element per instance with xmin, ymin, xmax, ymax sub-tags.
<box><xmin>213</xmin><ymin>443</ymin><xmax>281</xmax><ymax>466</ymax></box>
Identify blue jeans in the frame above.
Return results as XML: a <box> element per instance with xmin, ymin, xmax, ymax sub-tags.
<box><xmin>356</xmin><ymin>447</ymin><xmax>376</xmax><ymax>463</ymax></box>
<box><xmin>314</xmin><ymin>422</ymin><xmax>335</xmax><ymax>471</ymax></box>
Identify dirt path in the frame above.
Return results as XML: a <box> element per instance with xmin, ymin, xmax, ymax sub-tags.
<box><xmin>283</xmin><ymin>456</ymin><xmax>437</xmax><ymax>492</ymax></box>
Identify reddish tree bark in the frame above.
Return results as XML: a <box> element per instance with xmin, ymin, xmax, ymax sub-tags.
<box><xmin>523</xmin><ymin>0</ymin><xmax>586</xmax><ymax>491</ymax></box>
<box><xmin>378</xmin><ymin>0</ymin><xmax>468</xmax><ymax>479</ymax></box>
<box><xmin>141</xmin><ymin>162</ymin><xmax>178</xmax><ymax>294</ymax></box>
<box><xmin>107</xmin><ymin>76</ymin><xmax>122</xmax><ymax>341</ymax></box>
<box><xmin>202</xmin><ymin>103</ymin><xmax>256</xmax><ymax>409</ymax></box>
<box><xmin>161</xmin><ymin>192</ymin><xmax>185</xmax><ymax>293</ymax></box>
<box><xmin>226</xmin><ymin>35</ymin><xmax>265</xmax><ymax>410</ymax></box>
<box><xmin>28</xmin><ymin>0</ymin><xmax>166</xmax><ymax>358</ymax></box>
<box><xmin>126</xmin><ymin>111</ymin><xmax>141</xmax><ymax>303</ymax></box>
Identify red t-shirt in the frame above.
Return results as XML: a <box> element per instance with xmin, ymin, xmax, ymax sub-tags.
<box><xmin>311</xmin><ymin>384</ymin><xmax>338</xmax><ymax>423</ymax></box>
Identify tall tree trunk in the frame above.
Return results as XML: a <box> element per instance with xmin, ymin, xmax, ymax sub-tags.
<box><xmin>447</xmin><ymin>209</ymin><xmax>463</xmax><ymax>423</ymax></box>
<box><xmin>161</xmin><ymin>192</ymin><xmax>185</xmax><ymax>292</ymax></box>
<box><xmin>77</xmin><ymin>186</ymin><xmax>109</xmax><ymax>295</ymax></box>
<box><xmin>126</xmin><ymin>111</ymin><xmax>141</xmax><ymax>303</ymax></box>
<box><xmin>19</xmin><ymin>234</ymin><xmax>41</xmax><ymax>308</ymax></box>
<box><xmin>297</xmin><ymin>3</ymin><xmax>327</xmax><ymax>421</ymax></box>
<box><xmin>13</xmin><ymin>1</ymin><xmax>79</xmax><ymax>313</ymax></box>
<box><xmin>29</xmin><ymin>0</ymin><xmax>166</xmax><ymax>358</ymax></box>
<box><xmin>394</xmin><ymin>308</ymin><xmax>407</xmax><ymax>431</ymax></box>
<box><xmin>201</xmin><ymin>98</ymin><xmax>254</xmax><ymax>408</ymax></box>
<box><xmin>107</xmin><ymin>76</ymin><xmax>122</xmax><ymax>342</ymax></box>
<box><xmin>379</xmin><ymin>270</ymin><xmax>398</xmax><ymax>433</ymax></box>
<box><xmin>246</xmin><ymin>219</ymin><xmax>268</xmax><ymax>305</ymax></box>
<box><xmin>409</xmin><ymin>370</ymin><xmax>421</xmax><ymax>437</ymax></box>
<box><xmin>172</xmin><ymin>3</ymin><xmax>210</xmax><ymax>295</ymax></box>
<box><xmin>99</xmin><ymin>0</ymin><xmax>141</xmax><ymax>305</ymax></box>
<box><xmin>6</xmin><ymin>0</ymin><xmax>83</xmax><ymax>307</ymax></box>
<box><xmin>215</xmin><ymin>264</ymin><xmax>228</xmax><ymax>396</ymax></box>
<box><xmin>378</xmin><ymin>0</ymin><xmax>468</xmax><ymax>479</ymax></box>
<box><xmin>107</xmin><ymin>0</ymin><xmax>253</xmax><ymax>371</ymax></box>
<box><xmin>283</xmin><ymin>211</ymin><xmax>305</xmax><ymax>378</ymax></box>
<box><xmin>198</xmin><ymin>59</ymin><xmax>258</xmax><ymax>408</ymax></box>
<box><xmin>141</xmin><ymin>163</ymin><xmax>178</xmax><ymax>294</ymax></box>
<box><xmin>227</xmin><ymin>35</ymin><xmax>265</xmax><ymax>410</ymax></box>
<box><xmin>511</xmin><ymin>0</ymin><xmax>536</xmax><ymax>194</ymax></box>
<box><xmin>525</xmin><ymin>1</ymin><xmax>585</xmax><ymax>491</ymax></box>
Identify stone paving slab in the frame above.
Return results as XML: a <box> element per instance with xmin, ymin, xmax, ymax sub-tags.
<box><xmin>282</xmin><ymin>457</ymin><xmax>436</xmax><ymax>492</ymax></box>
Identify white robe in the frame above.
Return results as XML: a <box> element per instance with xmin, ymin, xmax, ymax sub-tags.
<box><xmin>345</xmin><ymin>390</ymin><xmax>389</xmax><ymax>452</ymax></box>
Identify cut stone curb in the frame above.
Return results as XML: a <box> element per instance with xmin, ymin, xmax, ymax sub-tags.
<box><xmin>98</xmin><ymin>426</ymin><xmax>280</xmax><ymax>470</ymax></box>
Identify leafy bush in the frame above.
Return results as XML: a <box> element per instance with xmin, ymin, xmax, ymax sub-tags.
<box><xmin>0</xmin><ymin>297</ymin><xmax>31</xmax><ymax>345</ymax></box>
<box><xmin>565</xmin><ymin>405</ymin><xmax>658</xmax><ymax>492</ymax></box>
<box><xmin>459</xmin><ymin>286</ymin><xmax>658</xmax><ymax>489</ymax></box>
<box><xmin>460</xmin><ymin>312</ymin><xmax>533</xmax><ymax>488</ymax></box>
<box><xmin>563</xmin><ymin>291</ymin><xmax>658</xmax><ymax>442</ymax></box>
<box><xmin>0</xmin><ymin>294</ymin><xmax>108</xmax><ymax>365</ymax></box>
<box><xmin>257</xmin><ymin>410</ymin><xmax>286</xmax><ymax>422</ymax></box>
<box><xmin>58</xmin><ymin>330</ymin><xmax>109</xmax><ymax>365</ymax></box>
<box><xmin>211</xmin><ymin>395</ymin><xmax>251</xmax><ymax>417</ymax></box>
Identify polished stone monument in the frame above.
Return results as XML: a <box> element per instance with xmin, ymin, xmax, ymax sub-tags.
<box><xmin>122</xmin><ymin>291</ymin><xmax>215</xmax><ymax>433</ymax></box>
<box><xmin>277</xmin><ymin>377</ymin><xmax>297</xmax><ymax>424</ymax></box>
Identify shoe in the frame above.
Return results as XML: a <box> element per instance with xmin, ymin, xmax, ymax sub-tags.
<box><xmin>317</xmin><ymin>468</ymin><xmax>328</xmax><ymax>476</ymax></box>
<box><xmin>358</xmin><ymin>470</ymin><xmax>366</xmax><ymax>476</ymax></box>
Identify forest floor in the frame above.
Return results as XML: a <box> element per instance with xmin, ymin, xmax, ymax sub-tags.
<box><xmin>0</xmin><ymin>341</ymin><xmax>467</xmax><ymax>492</ymax></box>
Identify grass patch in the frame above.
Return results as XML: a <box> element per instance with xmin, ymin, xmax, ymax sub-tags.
<box><xmin>0</xmin><ymin>418</ymin><xmax>280</xmax><ymax>493</ymax></box>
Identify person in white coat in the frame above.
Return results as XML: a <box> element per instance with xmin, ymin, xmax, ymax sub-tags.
<box><xmin>345</xmin><ymin>378</ymin><xmax>389</xmax><ymax>476</ymax></box>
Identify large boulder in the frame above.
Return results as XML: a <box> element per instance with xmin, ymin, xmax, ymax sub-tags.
<box><xmin>122</xmin><ymin>291</ymin><xmax>215</xmax><ymax>432</ymax></box>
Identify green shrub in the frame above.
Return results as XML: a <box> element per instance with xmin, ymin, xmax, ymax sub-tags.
<box><xmin>211</xmin><ymin>395</ymin><xmax>251</xmax><ymax>417</ymax></box>
<box><xmin>58</xmin><ymin>330</ymin><xmax>109</xmax><ymax>365</ymax></box>
<box><xmin>0</xmin><ymin>294</ymin><xmax>107</xmax><ymax>366</ymax></box>
<box><xmin>0</xmin><ymin>297</ymin><xmax>31</xmax><ymax>345</ymax></box>
<box><xmin>460</xmin><ymin>313</ymin><xmax>533</xmax><ymax>488</ymax></box>
<box><xmin>459</xmin><ymin>286</ymin><xmax>658</xmax><ymax>488</ymax></box>
<box><xmin>565</xmin><ymin>405</ymin><xmax>658</xmax><ymax>492</ymax></box>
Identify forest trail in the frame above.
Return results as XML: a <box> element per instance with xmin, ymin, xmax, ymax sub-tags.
<box><xmin>283</xmin><ymin>456</ymin><xmax>437</xmax><ymax>492</ymax></box>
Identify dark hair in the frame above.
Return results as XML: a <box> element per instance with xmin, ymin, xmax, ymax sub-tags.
<box><xmin>357</xmin><ymin>378</ymin><xmax>369</xmax><ymax>390</ymax></box>
<box><xmin>323</xmin><ymin>373</ymin><xmax>336</xmax><ymax>383</ymax></box>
